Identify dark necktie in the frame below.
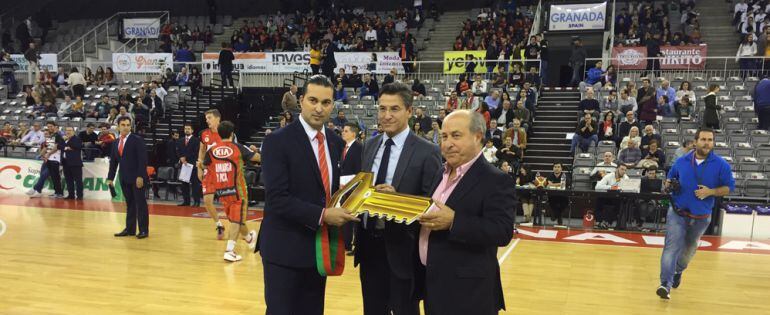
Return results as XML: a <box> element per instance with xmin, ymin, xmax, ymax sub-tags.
<box><xmin>375</xmin><ymin>139</ymin><xmax>395</xmax><ymax>185</ymax></box>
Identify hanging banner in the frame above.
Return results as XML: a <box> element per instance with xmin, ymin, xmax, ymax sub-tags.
<box><xmin>332</xmin><ymin>52</ymin><xmax>405</xmax><ymax>74</ymax></box>
<box><xmin>10</xmin><ymin>53</ymin><xmax>58</xmax><ymax>72</ymax></box>
<box><xmin>0</xmin><ymin>157</ymin><xmax>121</xmax><ymax>200</ymax></box>
<box><xmin>442</xmin><ymin>50</ymin><xmax>524</xmax><ymax>74</ymax></box>
<box><xmin>202</xmin><ymin>52</ymin><xmax>311</xmax><ymax>73</ymax></box>
<box><xmin>112</xmin><ymin>53</ymin><xmax>173</xmax><ymax>73</ymax></box>
<box><xmin>548</xmin><ymin>2</ymin><xmax>607</xmax><ymax>31</ymax></box>
<box><xmin>611</xmin><ymin>45</ymin><xmax>708</xmax><ymax>70</ymax></box>
<box><xmin>123</xmin><ymin>18</ymin><xmax>161</xmax><ymax>39</ymax></box>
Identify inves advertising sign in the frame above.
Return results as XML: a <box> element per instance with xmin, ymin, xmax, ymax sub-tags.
<box><xmin>548</xmin><ymin>2</ymin><xmax>607</xmax><ymax>31</ymax></box>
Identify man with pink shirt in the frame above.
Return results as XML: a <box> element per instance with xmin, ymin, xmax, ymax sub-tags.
<box><xmin>419</xmin><ymin>110</ymin><xmax>516</xmax><ymax>315</ymax></box>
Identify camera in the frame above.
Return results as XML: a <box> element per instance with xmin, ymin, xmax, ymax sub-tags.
<box><xmin>666</xmin><ymin>179</ymin><xmax>681</xmax><ymax>194</ymax></box>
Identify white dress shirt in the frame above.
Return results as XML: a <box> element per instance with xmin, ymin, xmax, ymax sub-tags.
<box><xmin>299</xmin><ymin>115</ymin><xmax>333</xmax><ymax>192</ymax></box>
<box><xmin>371</xmin><ymin>127</ymin><xmax>410</xmax><ymax>186</ymax></box>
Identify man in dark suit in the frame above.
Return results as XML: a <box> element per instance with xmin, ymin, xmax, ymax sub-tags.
<box><xmin>356</xmin><ymin>82</ymin><xmax>443</xmax><ymax>315</ymax></box>
<box><xmin>177</xmin><ymin>123</ymin><xmax>201</xmax><ymax>206</ymax></box>
<box><xmin>258</xmin><ymin>75</ymin><xmax>359</xmax><ymax>315</ymax></box>
<box><xmin>108</xmin><ymin>116</ymin><xmax>150</xmax><ymax>239</ymax></box>
<box><xmin>340</xmin><ymin>122</ymin><xmax>363</xmax><ymax>254</ymax></box>
<box><xmin>61</xmin><ymin>126</ymin><xmax>84</xmax><ymax>200</ymax></box>
<box><xmin>419</xmin><ymin>110</ymin><xmax>516</xmax><ymax>315</ymax></box>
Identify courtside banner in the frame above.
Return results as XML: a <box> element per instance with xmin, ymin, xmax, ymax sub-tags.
<box><xmin>611</xmin><ymin>45</ymin><xmax>708</xmax><ymax>70</ymax></box>
<box><xmin>10</xmin><ymin>53</ymin><xmax>57</xmax><ymax>72</ymax></box>
<box><xmin>112</xmin><ymin>53</ymin><xmax>173</xmax><ymax>73</ymax></box>
<box><xmin>332</xmin><ymin>52</ymin><xmax>405</xmax><ymax>74</ymax></box>
<box><xmin>123</xmin><ymin>18</ymin><xmax>161</xmax><ymax>39</ymax></box>
<box><xmin>548</xmin><ymin>2</ymin><xmax>607</xmax><ymax>31</ymax></box>
<box><xmin>202</xmin><ymin>52</ymin><xmax>311</xmax><ymax>73</ymax></box>
<box><xmin>0</xmin><ymin>157</ymin><xmax>121</xmax><ymax>200</ymax></box>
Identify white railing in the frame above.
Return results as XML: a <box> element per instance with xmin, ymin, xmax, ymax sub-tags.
<box><xmin>58</xmin><ymin>11</ymin><xmax>169</xmax><ymax>63</ymax></box>
<box><xmin>45</xmin><ymin>61</ymin><xmax>215</xmax><ymax>87</ymax></box>
<box><xmin>585</xmin><ymin>56</ymin><xmax>769</xmax><ymax>82</ymax></box>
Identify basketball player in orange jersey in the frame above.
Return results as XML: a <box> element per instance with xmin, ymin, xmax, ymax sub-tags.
<box><xmin>198</xmin><ymin>109</ymin><xmax>227</xmax><ymax>239</ymax></box>
<box><xmin>202</xmin><ymin>121</ymin><xmax>261</xmax><ymax>261</ymax></box>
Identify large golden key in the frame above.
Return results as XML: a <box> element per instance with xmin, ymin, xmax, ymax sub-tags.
<box><xmin>329</xmin><ymin>172</ymin><xmax>434</xmax><ymax>225</ymax></box>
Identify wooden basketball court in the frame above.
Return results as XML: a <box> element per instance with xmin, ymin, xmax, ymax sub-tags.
<box><xmin>1</xmin><ymin>198</ymin><xmax>769</xmax><ymax>314</ymax></box>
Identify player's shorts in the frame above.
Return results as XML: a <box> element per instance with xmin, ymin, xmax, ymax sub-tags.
<box><xmin>202</xmin><ymin>170</ymin><xmax>215</xmax><ymax>195</ymax></box>
<box><xmin>220</xmin><ymin>195</ymin><xmax>246</xmax><ymax>224</ymax></box>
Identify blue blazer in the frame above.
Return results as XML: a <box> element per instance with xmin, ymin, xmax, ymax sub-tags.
<box><xmin>107</xmin><ymin>133</ymin><xmax>148</xmax><ymax>184</ymax></box>
<box><xmin>258</xmin><ymin>120</ymin><xmax>345</xmax><ymax>268</ymax></box>
<box><xmin>60</xmin><ymin>136</ymin><xmax>83</xmax><ymax>167</ymax></box>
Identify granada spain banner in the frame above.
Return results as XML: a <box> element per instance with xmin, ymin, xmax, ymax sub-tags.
<box><xmin>0</xmin><ymin>157</ymin><xmax>122</xmax><ymax>200</ymax></box>
<box><xmin>611</xmin><ymin>45</ymin><xmax>708</xmax><ymax>70</ymax></box>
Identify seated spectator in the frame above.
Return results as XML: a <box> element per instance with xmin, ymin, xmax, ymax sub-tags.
<box><xmin>516</xmin><ymin>164</ymin><xmax>536</xmax><ymax>224</ymax></box>
<box><xmin>233</xmin><ymin>37</ymin><xmax>248</xmax><ymax>52</ymax></box>
<box><xmin>175</xmin><ymin>45</ymin><xmax>195</xmax><ymax>62</ymax></box>
<box><xmin>460</xmin><ymin>89</ymin><xmax>478</xmax><ymax>110</ymax></box>
<box><xmin>505</xmin><ymin>118</ymin><xmax>527</xmax><ymax>150</ymax></box>
<box><xmin>348</xmin><ymin>66</ymin><xmax>363</xmax><ymax>88</ymax></box>
<box><xmin>580</xmin><ymin>60</ymin><xmax>604</xmax><ymax>99</ymax></box>
<box><xmin>41</xmin><ymin>101</ymin><xmax>58</xmax><ymax>118</ymax></box>
<box><xmin>335</xmin><ymin>68</ymin><xmax>350</xmax><ymax>87</ymax></box>
<box><xmin>96</xmin><ymin>123</ymin><xmax>116</xmax><ymax>157</ymax></box>
<box><xmin>383</xmin><ymin>68</ymin><xmax>396</xmax><ymax>85</ymax></box>
<box><xmin>675</xmin><ymin>95</ymin><xmax>694</xmax><ymax>120</ymax></box>
<box><xmin>476</xmin><ymin>102</ymin><xmax>491</xmax><ymax>128</ymax></box>
<box><xmin>412</xmin><ymin>122</ymin><xmax>426</xmax><ymax>138</ymax></box>
<box><xmin>640</xmin><ymin>125</ymin><xmax>662</xmax><ymax>151</ymax></box>
<box><xmin>591</xmin><ymin>151</ymin><xmax>618</xmax><ymax>180</ymax></box>
<box><xmin>471</xmin><ymin>74</ymin><xmax>488</xmax><ymax>96</ymax></box>
<box><xmin>516</xmin><ymin>85</ymin><xmax>536</xmax><ymax>115</ymax></box>
<box><xmin>484</xmin><ymin>90</ymin><xmax>501</xmax><ymax>111</ymax></box>
<box><xmin>507</xmin><ymin>63</ymin><xmax>524</xmax><ymax>88</ymax></box>
<box><xmin>146</xmin><ymin>90</ymin><xmax>164</xmax><ymax>120</ymax></box>
<box><xmin>737</xmin><ymin>33</ymin><xmax>758</xmax><ymax>78</ymax></box>
<box><xmin>361</xmin><ymin>73</ymin><xmax>379</xmax><ymax>98</ymax></box>
<box><xmin>53</xmin><ymin>66</ymin><xmax>68</xmax><ymax>87</ymax></box>
<box><xmin>602</xmin><ymin>90</ymin><xmax>619</xmax><ymax>116</ymax></box>
<box><xmin>106</xmin><ymin>108</ymin><xmax>120</xmax><ymax>125</ymax></box>
<box><xmin>334</xmin><ymin>83</ymin><xmax>348</xmax><ymax>103</ymax></box>
<box><xmin>546</xmin><ymin>163</ymin><xmax>569</xmax><ymax>225</ymax></box>
<box><xmin>492</xmin><ymin>99</ymin><xmax>514</xmax><ymax>128</ymax></box>
<box><xmin>16</xmin><ymin>122</ymin><xmax>45</xmax><ymax>147</ymax></box>
<box><xmin>426</xmin><ymin>121</ymin><xmax>441</xmax><ymax>145</ymax></box>
<box><xmin>57</xmin><ymin>95</ymin><xmax>73</xmax><ymax>117</ymax></box>
<box><xmin>637</xmin><ymin>79</ymin><xmax>658</xmax><ymax>125</ymax></box>
<box><xmin>618</xmin><ymin>111</ymin><xmax>641</xmax><ymax>142</ymax></box>
<box><xmin>492</xmin><ymin>67</ymin><xmax>507</xmax><ymax>88</ymax></box>
<box><xmin>482</xmin><ymin>139</ymin><xmax>499</xmax><ymax>164</ymax></box>
<box><xmin>618</xmin><ymin>88</ymin><xmax>638</xmax><ymax>117</ymax></box>
<box><xmin>332</xmin><ymin>110</ymin><xmax>348</xmax><ymax>128</ymax></box>
<box><xmin>13</xmin><ymin>123</ymin><xmax>29</xmax><ymax>142</ymax></box>
<box><xmin>594</xmin><ymin>164</ymin><xmax>629</xmax><ymax>229</ymax></box>
<box><xmin>656</xmin><ymin>80</ymin><xmax>676</xmax><ymax>113</ymax></box>
<box><xmin>512</xmin><ymin>100</ymin><xmax>531</xmax><ymax>131</ymax></box>
<box><xmin>132</xmin><ymin>98</ymin><xmax>150</xmax><ymax>125</ymax></box>
<box><xmin>0</xmin><ymin>122</ymin><xmax>14</xmax><ymax>141</ymax></box>
<box><xmin>455</xmin><ymin>74</ymin><xmax>471</xmax><ymax>93</ymax></box>
<box><xmin>676</xmin><ymin>81</ymin><xmax>696</xmax><ymax>108</ymax></box>
<box><xmin>79</xmin><ymin>123</ymin><xmax>99</xmax><ymax>160</ymax></box>
<box><xmin>445</xmin><ymin>91</ymin><xmax>459</xmax><ymax>112</ymax></box>
<box><xmin>598</xmin><ymin>111</ymin><xmax>616</xmax><ymax>142</ymax></box>
<box><xmin>524</xmin><ymin>65</ymin><xmax>541</xmax><ymax>88</ymax></box>
<box><xmin>620</xmin><ymin>126</ymin><xmax>642</xmax><ymax>150</ymax></box>
<box><xmin>486</xmin><ymin>120</ymin><xmax>504</xmax><ymax>148</ymax></box>
<box><xmin>175</xmin><ymin>67</ymin><xmax>190</xmax><ymax>86</ymax></box>
<box><xmin>602</xmin><ymin>65</ymin><xmax>617</xmax><ymax>87</ymax></box>
<box><xmin>674</xmin><ymin>139</ymin><xmax>694</xmax><ymax>161</ymax></box>
<box><xmin>570</xmin><ymin>113</ymin><xmax>599</xmax><ymax>154</ymax></box>
<box><xmin>104</xmin><ymin>67</ymin><xmax>117</xmax><ymax>86</ymax></box>
<box><xmin>117</xmin><ymin>106</ymin><xmax>134</xmax><ymax>126</ymax></box>
<box><xmin>411</xmin><ymin>79</ymin><xmax>426</xmax><ymax>97</ymax></box>
<box><xmin>88</xmin><ymin>95</ymin><xmax>111</xmax><ymax>119</ymax></box>
<box><xmin>639</xmin><ymin>140</ymin><xmax>665</xmax><ymax>168</ymax></box>
<box><xmin>579</xmin><ymin>89</ymin><xmax>601</xmax><ymax>120</ymax></box>
<box><xmin>411</xmin><ymin>108</ymin><xmax>432</xmax><ymax>134</ymax></box>
<box><xmin>657</xmin><ymin>95</ymin><xmax>676</xmax><ymax>118</ymax></box>
<box><xmin>618</xmin><ymin>140</ymin><xmax>642</xmax><ymax>167</ymax></box>
<box><xmin>496</xmin><ymin>136</ymin><xmax>522</xmax><ymax>172</ymax></box>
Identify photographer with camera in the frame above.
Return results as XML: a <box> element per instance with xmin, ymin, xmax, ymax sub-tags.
<box><xmin>656</xmin><ymin>128</ymin><xmax>735</xmax><ymax>300</ymax></box>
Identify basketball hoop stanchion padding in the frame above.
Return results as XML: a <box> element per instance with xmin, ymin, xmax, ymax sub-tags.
<box><xmin>315</xmin><ymin>172</ymin><xmax>434</xmax><ymax>276</ymax></box>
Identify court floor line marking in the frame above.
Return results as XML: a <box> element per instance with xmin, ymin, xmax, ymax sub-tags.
<box><xmin>0</xmin><ymin>219</ymin><xmax>5</xmax><ymax>237</ymax></box>
<box><xmin>498</xmin><ymin>238</ymin><xmax>520</xmax><ymax>265</ymax></box>
<box><xmin>518</xmin><ymin>238</ymin><xmax>770</xmax><ymax>256</ymax></box>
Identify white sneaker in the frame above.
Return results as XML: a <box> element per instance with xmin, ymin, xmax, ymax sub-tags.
<box><xmin>224</xmin><ymin>251</ymin><xmax>242</xmax><ymax>262</ymax></box>
<box><xmin>29</xmin><ymin>191</ymin><xmax>42</xmax><ymax>198</ymax></box>
<box><xmin>26</xmin><ymin>189</ymin><xmax>36</xmax><ymax>196</ymax></box>
<box><xmin>245</xmin><ymin>230</ymin><xmax>257</xmax><ymax>250</ymax></box>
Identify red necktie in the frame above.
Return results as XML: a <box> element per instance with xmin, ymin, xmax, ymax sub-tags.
<box><xmin>342</xmin><ymin>145</ymin><xmax>349</xmax><ymax>162</ymax></box>
<box><xmin>118</xmin><ymin>135</ymin><xmax>126</xmax><ymax>156</ymax></box>
<box><xmin>185</xmin><ymin>137</ymin><xmax>189</xmax><ymax>146</ymax></box>
<box><xmin>315</xmin><ymin>132</ymin><xmax>330</xmax><ymax>203</ymax></box>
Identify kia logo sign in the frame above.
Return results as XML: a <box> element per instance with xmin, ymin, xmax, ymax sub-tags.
<box><xmin>213</xmin><ymin>147</ymin><xmax>234</xmax><ymax>159</ymax></box>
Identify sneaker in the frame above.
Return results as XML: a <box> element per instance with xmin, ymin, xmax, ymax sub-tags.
<box><xmin>673</xmin><ymin>273</ymin><xmax>682</xmax><ymax>289</ymax></box>
<box><xmin>26</xmin><ymin>189</ymin><xmax>36</xmax><ymax>196</ymax></box>
<box><xmin>224</xmin><ymin>251</ymin><xmax>242</xmax><ymax>262</ymax></box>
<box><xmin>28</xmin><ymin>191</ymin><xmax>42</xmax><ymax>198</ymax></box>
<box><xmin>656</xmin><ymin>285</ymin><xmax>670</xmax><ymax>299</ymax></box>
<box><xmin>216</xmin><ymin>225</ymin><xmax>225</xmax><ymax>240</ymax></box>
<box><xmin>53</xmin><ymin>194</ymin><xmax>65</xmax><ymax>199</ymax></box>
<box><xmin>245</xmin><ymin>230</ymin><xmax>257</xmax><ymax>250</ymax></box>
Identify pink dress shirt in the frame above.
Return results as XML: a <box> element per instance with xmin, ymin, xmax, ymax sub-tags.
<box><xmin>419</xmin><ymin>151</ymin><xmax>483</xmax><ymax>266</ymax></box>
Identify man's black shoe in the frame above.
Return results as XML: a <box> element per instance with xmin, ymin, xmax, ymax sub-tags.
<box><xmin>136</xmin><ymin>232</ymin><xmax>149</xmax><ymax>239</ymax></box>
<box><xmin>178</xmin><ymin>202</ymin><xmax>190</xmax><ymax>206</ymax></box>
<box><xmin>114</xmin><ymin>230</ymin><xmax>135</xmax><ymax>237</ymax></box>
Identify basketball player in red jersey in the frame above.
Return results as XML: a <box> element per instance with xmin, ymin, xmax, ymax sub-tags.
<box><xmin>202</xmin><ymin>121</ymin><xmax>261</xmax><ymax>261</ymax></box>
<box><xmin>198</xmin><ymin>109</ymin><xmax>226</xmax><ymax>239</ymax></box>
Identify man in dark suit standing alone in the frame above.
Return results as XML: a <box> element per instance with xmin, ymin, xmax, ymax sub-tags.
<box><xmin>61</xmin><ymin>126</ymin><xmax>83</xmax><ymax>200</ymax></box>
<box><xmin>340</xmin><ymin>122</ymin><xmax>363</xmax><ymax>255</ymax></box>
<box><xmin>356</xmin><ymin>82</ymin><xmax>443</xmax><ymax>315</ymax></box>
<box><xmin>419</xmin><ymin>110</ymin><xmax>516</xmax><ymax>314</ymax></box>
<box><xmin>177</xmin><ymin>123</ymin><xmax>201</xmax><ymax>206</ymax></box>
<box><xmin>218</xmin><ymin>42</ymin><xmax>235</xmax><ymax>88</ymax></box>
<box><xmin>108</xmin><ymin>117</ymin><xmax>150</xmax><ymax>239</ymax></box>
<box><xmin>258</xmin><ymin>75</ymin><xmax>359</xmax><ymax>315</ymax></box>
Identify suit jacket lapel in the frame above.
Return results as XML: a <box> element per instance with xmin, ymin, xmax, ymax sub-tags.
<box><xmin>363</xmin><ymin>134</ymin><xmax>382</xmax><ymax>172</ymax></box>
<box><xmin>391</xmin><ymin>133</ymin><xmax>416</xmax><ymax>190</ymax></box>
<box><xmin>290</xmin><ymin>121</ymin><xmax>323</xmax><ymax>188</ymax></box>
<box><xmin>429</xmin><ymin>165</ymin><xmax>444</xmax><ymax>193</ymax></box>
<box><xmin>325</xmin><ymin>128</ymin><xmax>339</xmax><ymax>182</ymax></box>
<box><xmin>445</xmin><ymin>158</ymin><xmax>485</xmax><ymax>208</ymax></box>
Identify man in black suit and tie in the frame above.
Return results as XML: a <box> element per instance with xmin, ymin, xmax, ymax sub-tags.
<box><xmin>108</xmin><ymin>116</ymin><xmax>150</xmax><ymax>239</ymax></box>
<box><xmin>356</xmin><ymin>82</ymin><xmax>443</xmax><ymax>315</ymax></box>
<box><xmin>61</xmin><ymin>126</ymin><xmax>84</xmax><ymax>200</ymax></box>
<box><xmin>258</xmin><ymin>75</ymin><xmax>359</xmax><ymax>315</ymax></box>
<box><xmin>177</xmin><ymin>123</ymin><xmax>201</xmax><ymax>206</ymax></box>
<box><xmin>419</xmin><ymin>110</ymin><xmax>516</xmax><ymax>315</ymax></box>
<box><xmin>340</xmin><ymin>122</ymin><xmax>363</xmax><ymax>254</ymax></box>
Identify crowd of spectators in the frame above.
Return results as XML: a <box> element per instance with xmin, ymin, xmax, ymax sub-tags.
<box><xmin>613</xmin><ymin>1</ymin><xmax>702</xmax><ymax>48</ymax></box>
<box><xmin>734</xmin><ymin>0</ymin><xmax>770</xmax><ymax>76</ymax></box>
